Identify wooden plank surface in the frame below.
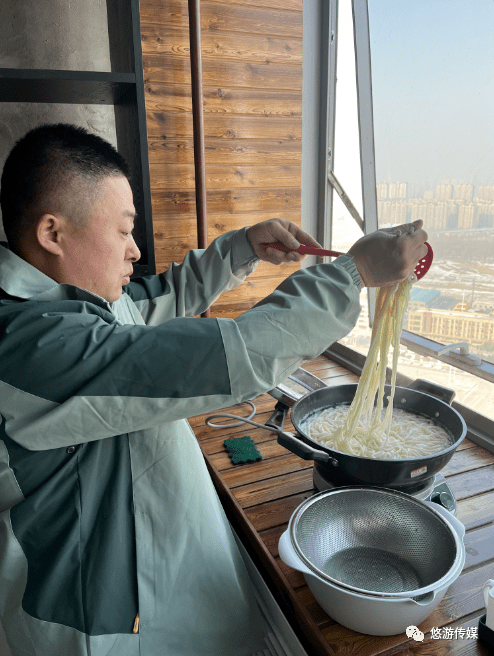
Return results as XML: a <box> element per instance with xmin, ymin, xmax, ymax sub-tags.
<box><xmin>153</xmin><ymin>210</ymin><xmax>301</xmax><ymax>236</ymax></box>
<box><xmin>145</xmin><ymin>112</ymin><xmax>302</xmax><ymax>140</ymax></box>
<box><xmin>151</xmin><ymin>186</ymin><xmax>301</xmax><ymax>215</ymax></box>
<box><xmin>140</xmin><ymin>0</ymin><xmax>303</xmax><ymax>38</ymax></box>
<box><xmin>142</xmin><ymin>0</ymin><xmax>303</xmax><ymax>318</ymax></box>
<box><xmin>144</xmin><ymin>55</ymin><xmax>303</xmax><ymax>90</ymax></box>
<box><xmin>190</xmin><ymin>354</ymin><xmax>494</xmax><ymax>656</ymax></box>
<box><xmin>152</xmin><ymin>209</ymin><xmax>301</xmax><ymax>272</ymax></box>
<box><xmin>149</xmin><ymin>162</ymin><xmax>301</xmax><ymax>189</ymax></box>
<box><xmin>211</xmin><ymin>0</ymin><xmax>303</xmax><ymax>12</ymax></box>
<box><xmin>148</xmin><ymin>137</ymin><xmax>302</xmax><ymax>165</ymax></box>
<box><xmin>141</xmin><ymin>24</ymin><xmax>302</xmax><ymax>64</ymax></box>
<box><xmin>145</xmin><ymin>85</ymin><xmax>302</xmax><ymax>118</ymax></box>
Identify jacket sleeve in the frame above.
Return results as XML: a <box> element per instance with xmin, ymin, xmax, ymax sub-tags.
<box><xmin>0</xmin><ymin>256</ymin><xmax>361</xmax><ymax>451</ymax></box>
<box><xmin>123</xmin><ymin>227</ymin><xmax>259</xmax><ymax>325</ymax></box>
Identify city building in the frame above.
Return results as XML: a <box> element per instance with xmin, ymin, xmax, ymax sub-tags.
<box><xmin>388</xmin><ymin>182</ymin><xmax>407</xmax><ymax>199</ymax></box>
<box><xmin>408</xmin><ymin>288</ymin><xmax>457</xmax><ymax>312</ymax></box>
<box><xmin>458</xmin><ymin>203</ymin><xmax>475</xmax><ymax>229</ymax></box>
<box><xmin>477</xmin><ymin>202</ymin><xmax>494</xmax><ymax>228</ymax></box>
<box><xmin>376</xmin><ymin>182</ymin><xmax>494</xmax><ymax>231</ymax></box>
<box><xmin>476</xmin><ymin>186</ymin><xmax>494</xmax><ymax>202</ymax></box>
<box><xmin>407</xmin><ymin>308</ymin><xmax>494</xmax><ymax>347</ymax></box>
<box><xmin>454</xmin><ymin>184</ymin><xmax>474</xmax><ymax>203</ymax></box>
<box><xmin>409</xmin><ymin>198</ymin><xmax>428</xmax><ymax>223</ymax></box>
<box><xmin>432</xmin><ymin>202</ymin><xmax>449</xmax><ymax>231</ymax></box>
<box><xmin>408</xmin><ymin>288</ymin><xmax>440</xmax><ymax>311</ymax></box>
<box><xmin>435</xmin><ymin>184</ymin><xmax>453</xmax><ymax>201</ymax></box>
<box><xmin>376</xmin><ymin>183</ymin><xmax>388</xmax><ymax>200</ymax></box>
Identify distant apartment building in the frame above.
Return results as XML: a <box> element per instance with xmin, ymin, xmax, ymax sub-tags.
<box><xmin>408</xmin><ymin>308</ymin><xmax>494</xmax><ymax>347</ymax></box>
<box><xmin>458</xmin><ymin>203</ymin><xmax>476</xmax><ymax>230</ymax></box>
<box><xmin>376</xmin><ymin>182</ymin><xmax>494</xmax><ymax>229</ymax></box>
<box><xmin>408</xmin><ymin>198</ymin><xmax>427</xmax><ymax>223</ymax></box>
<box><xmin>432</xmin><ymin>202</ymin><xmax>450</xmax><ymax>231</ymax></box>
<box><xmin>404</xmin><ymin>199</ymin><xmax>455</xmax><ymax>230</ymax></box>
<box><xmin>435</xmin><ymin>184</ymin><xmax>453</xmax><ymax>201</ymax></box>
<box><xmin>377</xmin><ymin>199</ymin><xmax>408</xmax><ymax>224</ymax></box>
<box><xmin>477</xmin><ymin>186</ymin><xmax>494</xmax><ymax>202</ymax></box>
<box><xmin>454</xmin><ymin>184</ymin><xmax>474</xmax><ymax>203</ymax></box>
<box><xmin>389</xmin><ymin>182</ymin><xmax>407</xmax><ymax>199</ymax></box>
<box><xmin>477</xmin><ymin>202</ymin><xmax>494</xmax><ymax>228</ymax></box>
<box><xmin>425</xmin><ymin>201</ymin><xmax>436</xmax><ymax>226</ymax></box>
<box><xmin>376</xmin><ymin>183</ymin><xmax>388</xmax><ymax>200</ymax></box>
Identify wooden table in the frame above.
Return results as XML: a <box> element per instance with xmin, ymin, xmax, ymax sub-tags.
<box><xmin>189</xmin><ymin>354</ymin><xmax>494</xmax><ymax>656</ymax></box>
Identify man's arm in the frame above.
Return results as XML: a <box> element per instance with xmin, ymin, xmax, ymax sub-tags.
<box><xmin>0</xmin><ymin>256</ymin><xmax>360</xmax><ymax>451</ymax></box>
<box><xmin>122</xmin><ymin>227</ymin><xmax>259</xmax><ymax>325</ymax></box>
<box><xmin>0</xmin><ymin>220</ymin><xmax>426</xmax><ymax>451</ymax></box>
<box><xmin>122</xmin><ymin>219</ymin><xmax>321</xmax><ymax>325</ymax></box>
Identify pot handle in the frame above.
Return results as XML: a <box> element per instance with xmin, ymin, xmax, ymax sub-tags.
<box><xmin>265</xmin><ymin>401</ymin><xmax>289</xmax><ymax>431</ymax></box>
<box><xmin>278</xmin><ymin>529</ymin><xmax>312</xmax><ymax>576</ymax></box>
<box><xmin>408</xmin><ymin>378</ymin><xmax>456</xmax><ymax>405</ymax></box>
<box><xmin>423</xmin><ymin>501</ymin><xmax>465</xmax><ymax>539</ymax></box>
<box><xmin>205</xmin><ymin>414</ymin><xmax>335</xmax><ymax>466</ymax></box>
<box><xmin>410</xmin><ymin>590</ymin><xmax>436</xmax><ymax>606</ymax></box>
<box><xmin>277</xmin><ymin>431</ymin><xmax>336</xmax><ymax>465</ymax></box>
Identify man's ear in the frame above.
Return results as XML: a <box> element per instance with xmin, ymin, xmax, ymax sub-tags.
<box><xmin>36</xmin><ymin>214</ymin><xmax>65</xmax><ymax>256</ymax></box>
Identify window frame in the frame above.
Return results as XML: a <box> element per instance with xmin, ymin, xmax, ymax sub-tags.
<box><xmin>305</xmin><ymin>0</ymin><xmax>494</xmax><ymax>453</ymax></box>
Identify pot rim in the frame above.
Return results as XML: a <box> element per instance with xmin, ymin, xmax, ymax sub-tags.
<box><xmin>289</xmin><ymin>487</ymin><xmax>465</xmax><ymax>599</ymax></box>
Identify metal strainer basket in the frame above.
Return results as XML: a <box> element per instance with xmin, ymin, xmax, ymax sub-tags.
<box><xmin>290</xmin><ymin>487</ymin><xmax>462</xmax><ymax>598</ymax></box>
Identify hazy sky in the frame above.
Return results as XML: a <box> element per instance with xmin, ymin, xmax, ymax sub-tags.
<box><xmin>368</xmin><ymin>0</ymin><xmax>494</xmax><ymax>193</ymax></box>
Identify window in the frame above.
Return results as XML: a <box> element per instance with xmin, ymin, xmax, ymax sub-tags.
<box><xmin>309</xmin><ymin>0</ymin><xmax>494</xmax><ymax>439</ymax></box>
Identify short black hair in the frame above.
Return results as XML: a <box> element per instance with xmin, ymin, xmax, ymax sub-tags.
<box><xmin>0</xmin><ymin>123</ymin><xmax>130</xmax><ymax>248</ymax></box>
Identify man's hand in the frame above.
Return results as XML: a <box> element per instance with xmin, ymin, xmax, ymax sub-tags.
<box><xmin>347</xmin><ymin>220</ymin><xmax>429</xmax><ymax>288</ymax></box>
<box><xmin>246</xmin><ymin>219</ymin><xmax>322</xmax><ymax>264</ymax></box>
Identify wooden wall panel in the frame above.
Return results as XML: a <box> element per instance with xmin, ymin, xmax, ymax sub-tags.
<box><xmin>149</xmin><ymin>163</ymin><xmax>301</xmax><ymax>189</ymax></box>
<box><xmin>148</xmin><ymin>138</ymin><xmax>302</xmax><ymax>165</ymax></box>
<box><xmin>144</xmin><ymin>85</ymin><xmax>302</xmax><ymax>117</ymax></box>
<box><xmin>151</xmin><ymin>187</ymin><xmax>301</xmax><ymax>214</ymax></box>
<box><xmin>141</xmin><ymin>0</ymin><xmax>303</xmax><ymax>318</ymax></box>
<box><xmin>140</xmin><ymin>1</ymin><xmax>303</xmax><ymax>37</ymax></box>
<box><xmin>146</xmin><ymin>113</ymin><xmax>301</xmax><ymax>140</ymax></box>
<box><xmin>203</xmin><ymin>0</ymin><xmax>303</xmax><ymax>12</ymax></box>
<box><xmin>153</xmin><ymin>209</ymin><xmax>302</xmax><ymax>267</ymax></box>
<box><xmin>142</xmin><ymin>24</ymin><xmax>302</xmax><ymax>64</ymax></box>
<box><xmin>144</xmin><ymin>57</ymin><xmax>302</xmax><ymax>90</ymax></box>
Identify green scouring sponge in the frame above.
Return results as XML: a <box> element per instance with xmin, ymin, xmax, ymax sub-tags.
<box><xmin>224</xmin><ymin>436</ymin><xmax>262</xmax><ymax>465</ymax></box>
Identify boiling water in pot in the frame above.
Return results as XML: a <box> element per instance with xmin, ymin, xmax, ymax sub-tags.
<box><xmin>302</xmin><ymin>404</ymin><xmax>453</xmax><ymax>460</ymax></box>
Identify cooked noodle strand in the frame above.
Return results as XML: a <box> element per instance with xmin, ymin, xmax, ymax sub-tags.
<box><xmin>306</xmin><ymin>276</ymin><xmax>451</xmax><ymax>458</ymax></box>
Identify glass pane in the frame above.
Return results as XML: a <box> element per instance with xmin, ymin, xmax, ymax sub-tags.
<box><xmin>333</xmin><ymin>1</ymin><xmax>370</xmax><ymax>359</ymax></box>
<box><xmin>331</xmin><ymin>0</ymin><xmax>364</xmax><ymax>254</ymax></box>
<box><xmin>364</xmin><ymin>0</ymin><xmax>494</xmax><ymax>419</ymax></box>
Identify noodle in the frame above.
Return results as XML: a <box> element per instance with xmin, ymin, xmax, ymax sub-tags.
<box><xmin>307</xmin><ymin>277</ymin><xmax>451</xmax><ymax>459</ymax></box>
<box><xmin>307</xmin><ymin>406</ymin><xmax>450</xmax><ymax>459</ymax></box>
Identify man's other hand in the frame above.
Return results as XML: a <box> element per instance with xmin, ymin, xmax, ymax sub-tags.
<box><xmin>347</xmin><ymin>219</ymin><xmax>429</xmax><ymax>287</ymax></box>
<box><xmin>246</xmin><ymin>219</ymin><xmax>322</xmax><ymax>265</ymax></box>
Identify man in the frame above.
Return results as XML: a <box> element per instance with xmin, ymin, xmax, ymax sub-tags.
<box><xmin>0</xmin><ymin>124</ymin><xmax>427</xmax><ymax>656</ymax></box>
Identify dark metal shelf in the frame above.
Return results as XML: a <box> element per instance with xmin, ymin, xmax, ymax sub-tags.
<box><xmin>0</xmin><ymin>69</ymin><xmax>136</xmax><ymax>105</ymax></box>
<box><xmin>0</xmin><ymin>0</ymin><xmax>156</xmax><ymax>276</ymax></box>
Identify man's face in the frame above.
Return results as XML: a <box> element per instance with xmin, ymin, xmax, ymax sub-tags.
<box><xmin>60</xmin><ymin>175</ymin><xmax>141</xmax><ymax>303</ymax></box>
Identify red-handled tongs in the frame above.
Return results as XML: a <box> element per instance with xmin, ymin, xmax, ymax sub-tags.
<box><xmin>260</xmin><ymin>241</ymin><xmax>434</xmax><ymax>280</ymax></box>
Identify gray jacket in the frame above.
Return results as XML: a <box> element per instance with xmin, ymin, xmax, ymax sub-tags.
<box><xmin>0</xmin><ymin>228</ymin><xmax>361</xmax><ymax>656</ymax></box>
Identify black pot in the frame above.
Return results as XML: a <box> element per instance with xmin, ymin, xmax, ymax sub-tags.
<box><xmin>277</xmin><ymin>379</ymin><xmax>467</xmax><ymax>490</ymax></box>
